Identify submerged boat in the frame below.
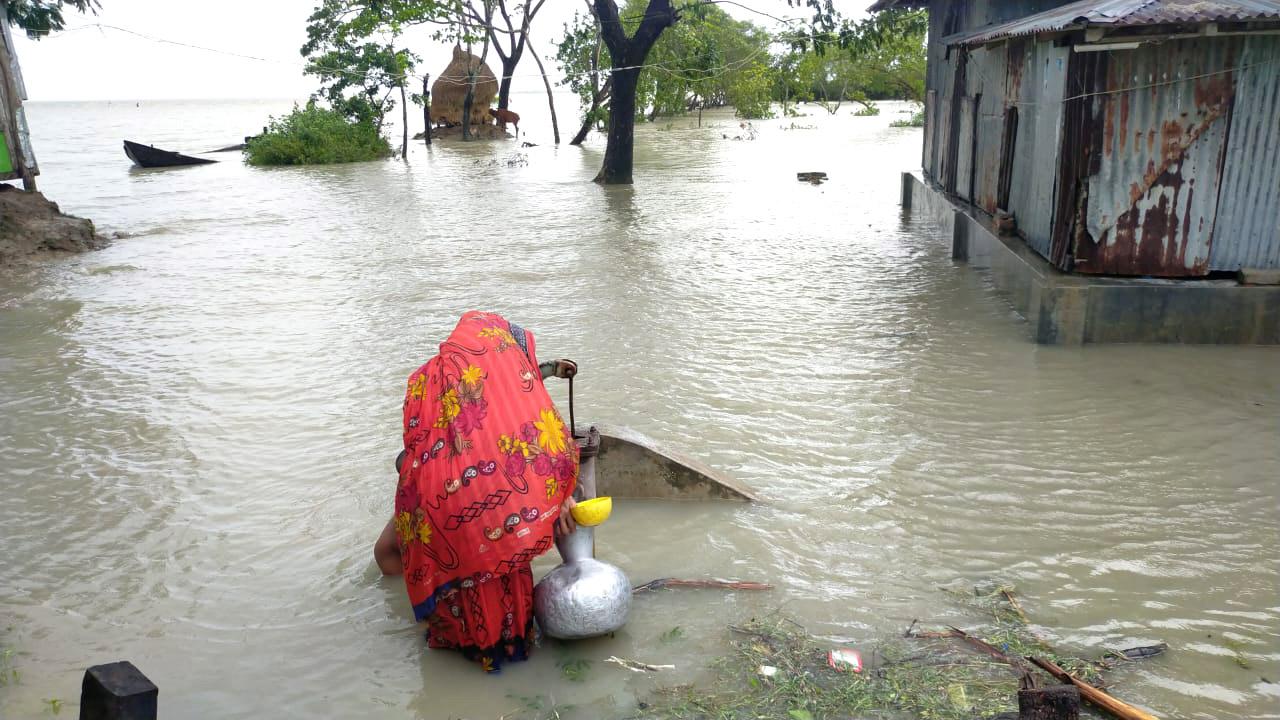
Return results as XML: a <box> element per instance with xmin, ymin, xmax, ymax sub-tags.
<box><xmin>592</xmin><ymin>424</ymin><xmax>757</xmax><ymax>501</ymax></box>
<box><xmin>123</xmin><ymin>140</ymin><xmax>218</xmax><ymax>168</ymax></box>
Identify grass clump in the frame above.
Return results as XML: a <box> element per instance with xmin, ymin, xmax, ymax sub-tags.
<box><xmin>891</xmin><ymin>108</ymin><xmax>925</xmax><ymax>127</ymax></box>
<box><xmin>245</xmin><ymin>104</ymin><xmax>391</xmax><ymax>166</ymax></box>
<box><xmin>639</xmin><ymin>587</ymin><xmax>1109</xmax><ymax>720</ymax></box>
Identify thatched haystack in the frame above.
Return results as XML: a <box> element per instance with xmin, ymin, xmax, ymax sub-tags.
<box><xmin>431</xmin><ymin>45</ymin><xmax>498</xmax><ymax>126</ymax></box>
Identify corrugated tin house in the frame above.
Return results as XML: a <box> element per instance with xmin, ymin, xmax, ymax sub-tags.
<box><xmin>874</xmin><ymin>0</ymin><xmax>1280</xmax><ymax>277</ymax></box>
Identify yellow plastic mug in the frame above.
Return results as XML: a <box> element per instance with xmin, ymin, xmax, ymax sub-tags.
<box><xmin>570</xmin><ymin>497</ymin><xmax>613</xmax><ymax>527</ymax></box>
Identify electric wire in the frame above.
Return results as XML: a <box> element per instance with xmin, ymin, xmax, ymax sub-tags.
<box><xmin>37</xmin><ymin>16</ymin><xmax>1277</xmax><ymax>106</ymax></box>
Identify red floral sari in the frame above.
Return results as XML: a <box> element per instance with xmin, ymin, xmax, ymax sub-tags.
<box><xmin>395</xmin><ymin>311</ymin><xmax>577</xmax><ymax>672</ymax></box>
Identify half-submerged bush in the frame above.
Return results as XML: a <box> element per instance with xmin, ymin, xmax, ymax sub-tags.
<box><xmin>891</xmin><ymin>107</ymin><xmax>926</xmax><ymax>127</ymax></box>
<box><xmin>246</xmin><ymin>104</ymin><xmax>392</xmax><ymax>166</ymax></box>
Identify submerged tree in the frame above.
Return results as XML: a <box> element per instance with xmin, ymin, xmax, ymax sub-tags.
<box><xmin>633</xmin><ymin>1</ymin><xmax>774</xmax><ymax>123</ymax></box>
<box><xmin>591</xmin><ymin>0</ymin><xmax>679</xmax><ymax>184</ymax></box>
<box><xmin>462</xmin><ymin>0</ymin><xmax>547</xmax><ymax>111</ymax></box>
<box><xmin>301</xmin><ymin>0</ymin><xmax>432</xmax><ymax>138</ymax></box>
<box><xmin>556</xmin><ymin>7</ymin><xmax>611</xmax><ymax>146</ymax></box>
<box><xmin>779</xmin><ymin>8</ymin><xmax>927</xmax><ymax>112</ymax></box>
<box><xmin>2</xmin><ymin>0</ymin><xmax>99</xmax><ymax>38</ymax></box>
<box><xmin>459</xmin><ymin>0</ymin><xmax>560</xmax><ymax>142</ymax></box>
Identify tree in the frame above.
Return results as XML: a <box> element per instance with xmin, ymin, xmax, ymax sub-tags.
<box><xmin>460</xmin><ymin>0</ymin><xmax>563</xmax><ymax>142</ymax></box>
<box><xmin>525</xmin><ymin>32</ymin><xmax>560</xmax><ymax>144</ymax></box>
<box><xmin>775</xmin><ymin>8</ymin><xmax>926</xmax><ymax>113</ymax></box>
<box><xmin>556</xmin><ymin>7</ymin><xmax>611</xmax><ymax>146</ymax></box>
<box><xmin>463</xmin><ymin>0</ymin><xmax>547</xmax><ymax>111</ymax></box>
<box><xmin>301</xmin><ymin>0</ymin><xmax>436</xmax><ymax>136</ymax></box>
<box><xmin>591</xmin><ymin>0</ymin><xmax>679</xmax><ymax>185</ymax></box>
<box><xmin>2</xmin><ymin>0</ymin><xmax>99</xmax><ymax>38</ymax></box>
<box><xmin>631</xmin><ymin>2</ymin><xmax>774</xmax><ymax>123</ymax></box>
<box><xmin>456</xmin><ymin>1</ymin><xmax>494</xmax><ymax>141</ymax></box>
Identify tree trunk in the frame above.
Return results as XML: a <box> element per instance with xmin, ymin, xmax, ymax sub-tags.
<box><xmin>462</xmin><ymin>76</ymin><xmax>474</xmax><ymax>140</ymax></box>
<box><xmin>570</xmin><ymin>115</ymin><xmax>593</xmax><ymax>145</ymax></box>
<box><xmin>423</xmin><ymin>74</ymin><xmax>432</xmax><ymax>146</ymax></box>
<box><xmin>463</xmin><ymin>5</ymin><xmax>495</xmax><ymax>142</ymax></box>
<box><xmin>462</xmin><ymin>34</ymin><xmax>475</xmax><ymax>140</ymax></box>
<box><xmin>527</xmin><ymin>37</ymin><xmax>559</xmax><ymax>144</ymax></box>
<box><xmin>595</xmin><ymin>67</ymin><xmax>639</xmax><ymax>184</ymax></box>
<box><xmin>400</xmin><ymin>82</ymin><xmax>408</xmax><ymax>159</ymax></box>
<box><xmin>571</xmin><ymin>78</ymin><xmax>610</xmax><ymax>146</ymax></box>
<box><xmin>592</xmin><ymin>0</ymin><xmax>677</xmax><ymax>185</ymax></box>
<box><xmin>498</xmin><ymin>57</ymin><xmax>518</xmax><ymax>110</ymax></box>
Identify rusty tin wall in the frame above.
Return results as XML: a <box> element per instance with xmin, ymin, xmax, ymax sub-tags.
<box><xmin>923</xmin><ymin>2</ymin><xmax>954</xmax><ymax>183</ymax></box>
<box><xmin>1210</xmin><ymin>35</ymin><xmax>1280</xmax><ymax>271</ymax></box>
<box><xmin>957</xmin><ymin>95</ymin><xmax>976</xmax><ymax>198</ymax></box>
<box><xmin>965</xmin><ymin>44</ymin><xmax>1008</xmax><ymax>213</ymax></box>
<box><xmin>1005</xmin><ymin>41</ymin><xmax>1069</xmax><ymax>258</ymax></box>
<box><xmin>1075</xmin><ymin>39</ymin><xmax>1238</xmax><ymax>276</ymax></box>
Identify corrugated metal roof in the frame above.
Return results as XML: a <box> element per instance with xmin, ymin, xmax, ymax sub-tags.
<box><xmin>867</xmin><ymin>0</ymin><xmax>928</xmax><ymax>11</ymax></box>
<box><xmin>950</xmin><ymin>0</ymin><xmax>1280</xmax><ymax>45</ymax></box>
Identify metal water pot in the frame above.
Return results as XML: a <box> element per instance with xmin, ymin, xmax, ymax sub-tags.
<box><xmin>534</xmin><ymin>427</ymin><xmax>632</xmax><ymax>639</ymax></box>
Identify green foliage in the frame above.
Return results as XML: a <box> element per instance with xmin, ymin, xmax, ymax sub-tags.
<box><xmin>0</xmin><ymin>643</ymin><xmax>18</xmax><ymax>687</ymax></box>
<box><xmin>556</xmin><ymin>9</ymin><xmax>611</xmax><ymax>132</ymax></box>
<box><xmin>775</xmin><ymin>8</ymin><xmax>927</xmax><ymax>109</ymax></box>
<box><xmin>891</xmin><ymin>107</ymin><xmax>925</xmax><ymax>127</ymax></box>
<box><xmin>245</xmin><ymin>104</ymin><xmax>391</xmax><ymax>166</ymax></box>
<box><xmin>558</xmin><ymin>657</ymin><xmax>591</xmax><ymax>682</ymax></box>
<box><xmin>301</xmin><ymin>0</ymin><xmax>443</xmax><ymax>126</ymax></box>
<box><xmin>2</xmin><ymin>0</ymin><xmax>98</xmax><ymax>38</ymax></box>
<box><xmin>630</xmin><ymin>1</ymin><xmax>775</xmax><ymax>120</ymax></box>
<box><xmin>852</xmin><ymin>103</ymin><xmax>879</xmax><ymax>116</ymax></box>
<box><xmin>660</xmin><ymin>626</ymin><xmax>685</xmax><ymax>643</ymax></box>
<box><xmin>643</xmin><ymin>589</ymin><xmax>1112</xmax><ymax>720</ymax></box>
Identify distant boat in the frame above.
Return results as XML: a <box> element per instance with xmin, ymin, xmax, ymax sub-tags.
<box><xmin>123</xmin><ymin>140</ymin><xmax>218</xmax><ymax>168</ymax></box>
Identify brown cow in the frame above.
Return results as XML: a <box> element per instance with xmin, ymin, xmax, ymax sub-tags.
<box><xmin>488</xmin><ymin>107</ymin><xmax>520</xmax><ymax>136</ymax></box>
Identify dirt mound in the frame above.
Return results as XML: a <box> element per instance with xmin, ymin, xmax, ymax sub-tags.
<box><xmin>0</xmin><ymin>185</ymin><xmax>107</xmax><ymax>266</ymax></box>
<box><xmin>413</xmin><ymin>124</ymin><xmax>514</xmax><ymax>141</ymax></box>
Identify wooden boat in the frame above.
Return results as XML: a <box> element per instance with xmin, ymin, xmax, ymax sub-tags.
<box><xmin>591</xmin><ymin>424</ymin><xmax>757</xmax><ymax>501</ymax></box>
<box><xmin>123</xmin><ymin>140</ymin><xmax>217</xmax><ymax>168</ymax></box>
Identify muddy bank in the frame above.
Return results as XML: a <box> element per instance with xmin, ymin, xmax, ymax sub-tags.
<box><xmin>0</xmin><ymin>185</ymin><xmax>107</xmax><ymax>266</ymax></box>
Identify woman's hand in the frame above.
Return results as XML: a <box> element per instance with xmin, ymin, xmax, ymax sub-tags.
<box><xmin>554</xmin><ymin>359</ymin><xmax>577</xmax><ymax>379</ymax></box>
<box><xmin>556</xmin><ymin>496</ymin><xmax>577</xmax><ymax>536</ymax></box>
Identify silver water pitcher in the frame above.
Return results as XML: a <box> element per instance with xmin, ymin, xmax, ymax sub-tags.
<box><xmin>533</xmin><ymin>427</ymin><xmax>632</xmax><ymax>639</ymax></box>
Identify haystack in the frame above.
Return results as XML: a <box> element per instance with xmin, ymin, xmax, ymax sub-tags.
<box><xmin>431</xmin><ymin>45</ymin><xmax>498</xmax><ymax>126</ymax></box>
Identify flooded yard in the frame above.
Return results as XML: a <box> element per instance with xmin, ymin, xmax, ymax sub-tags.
<box><xmin>1</xmin><ymin>97</ymin><xmax>1277</xmax><ymax>719</ymax></box>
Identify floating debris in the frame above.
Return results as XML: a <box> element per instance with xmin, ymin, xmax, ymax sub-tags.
<box><xmin>638</xmin><ymin>586</ymin><xmax>1142</xmax><ymax>720</ymax></box>
<box><xmin>605</xmin><ymin>656</ymin><xmax>675</xmax><ymax>673</ymax></box>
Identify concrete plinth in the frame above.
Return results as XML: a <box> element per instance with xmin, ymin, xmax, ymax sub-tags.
<box><xmin>80</xmin><ymin>661</ymin><xmax>157</xmax><ymax>720</ymax></box>
<box><xmin>903</xmin><ymin>172</ymin><xmax>1280</xmax><ymax>345</ymax></box>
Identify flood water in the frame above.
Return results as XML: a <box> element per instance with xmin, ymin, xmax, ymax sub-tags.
<box><xmin>1</xmin><ymin>95</ymin><xmax>1278</xmax><ymax>720</ymax></box>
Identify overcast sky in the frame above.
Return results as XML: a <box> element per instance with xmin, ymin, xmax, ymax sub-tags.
<box><xmin>11</xmin><ymin>0</ymin><xmax>874</xmax><ymax>101</ymax></box>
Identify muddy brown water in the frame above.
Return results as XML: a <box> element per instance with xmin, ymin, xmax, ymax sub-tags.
<box><xmin>1</xmin><ymin>97</ymin><xmax>1277</xmax><ymax>719</ymax></box>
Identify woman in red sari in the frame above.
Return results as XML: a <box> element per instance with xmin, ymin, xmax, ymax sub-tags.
<box><xmin>374</xmin><ymin>311</ymin><xmax>578</xmax><ymax>672</ymax></box>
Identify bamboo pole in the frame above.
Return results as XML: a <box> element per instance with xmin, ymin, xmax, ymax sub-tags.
<box><xmin>400</xmin><ymin>82</ymin><xmax>408</xmax><ymax>160</ymax></box>
<box><xmin>1028</xmin><ymin>656</ymin><xmax>1160</xmax><ymax>720</ymax></box>
<box><xmin>422</xmin><ymin>75</ymin><xmax>432</xmax><ymax>146</ymax></box>
<box><xmin>633</xmin><ymin>578</ymin><xmax>772</xmax><ymax>593</ymax></box>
